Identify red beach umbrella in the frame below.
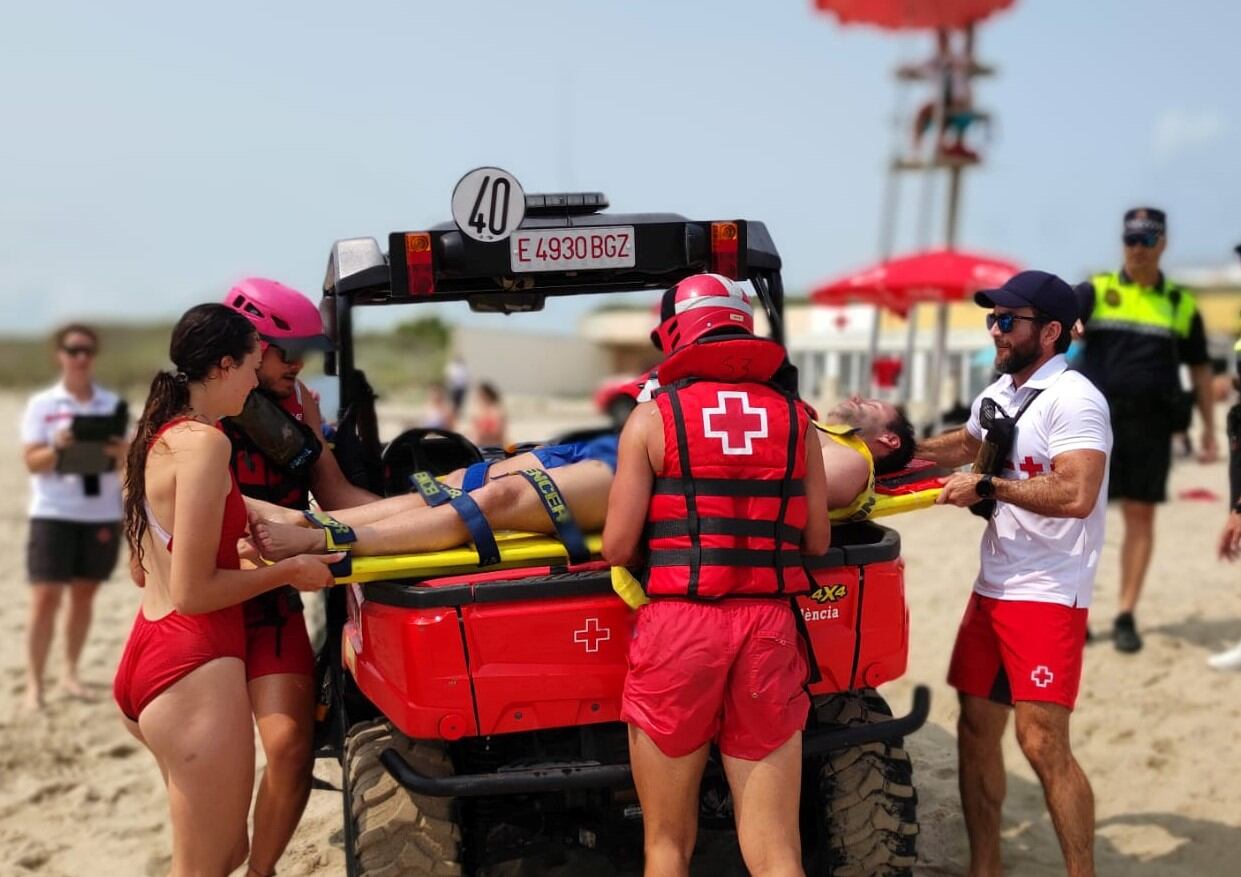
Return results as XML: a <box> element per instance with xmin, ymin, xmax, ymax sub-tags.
<box><xmin>810</xmin><ymin>248</ymin><xmax>1020</xmax><ymax>318</ymax></box>
<box><xmin>813</xmin><ymin>0</ymin><xmax>1015</xmax><ymax>30</ymax></box>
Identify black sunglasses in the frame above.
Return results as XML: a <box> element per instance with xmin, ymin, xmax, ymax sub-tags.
<box><xmin>262</xmin><ymin>341</ymin><xmax>305</xmax><ymax>364</ymax></box>
<box><xmin>985</xmin><ymin>312</ymin><xmax>1042</xmax><ymax>333</ymax></box>
<box><xmin>1123</xmin><ymin>232</ymin><xmax>1161</xmax><ymax>248</ymax></box>
<box><xmin>61</xmin><ymin>345</ymin><xmax>97</xmax><ymax>358</ymax></box>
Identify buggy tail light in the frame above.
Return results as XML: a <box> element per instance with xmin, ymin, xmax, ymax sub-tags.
<box><xmin>404</xmin><ymin>232</ymin><xmax>435</xmax><ymax>295</ymax></box>
<box><xmin>710</xmin><ymin>222</ymin><xmax>740</xmax><ymax>279</ymax></box>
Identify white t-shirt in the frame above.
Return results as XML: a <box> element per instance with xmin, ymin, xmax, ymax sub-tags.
<box><xmin>965</xmin><ymin>355</ymin><xmax>1112</xmax><ymax>607</ymax></box>
<box><xmin>21</xmin><ymin>382</ymin><xmax>124</xmax><ymax>523</ymax></box>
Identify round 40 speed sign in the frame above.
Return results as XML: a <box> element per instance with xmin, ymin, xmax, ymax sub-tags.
<box><xmin>451</xmin><ymin>167</ymin><xmax>526</xmax><ymax>243</ymax></box>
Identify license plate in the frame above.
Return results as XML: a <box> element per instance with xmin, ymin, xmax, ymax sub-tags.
<box><xmin>510</xmin><ymin>226</ymin><xmax>636</xmax><ymax>273</ymax></box>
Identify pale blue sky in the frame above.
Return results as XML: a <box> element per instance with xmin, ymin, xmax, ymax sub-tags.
<box><xmin>2</xmin><ymin>0</ymin><xmax>1238</xmax><ymax>335</ymax></box>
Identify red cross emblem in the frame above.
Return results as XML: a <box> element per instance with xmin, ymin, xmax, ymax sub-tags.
<box><xmin>702</xmin><ymin>391</ymin><xmax>768</xmax><ymax>456</ymax></box>
<box><xmin>1018</xmin><ymin>456</ymin><xmax>1045</xmax><ymax>478</ymax></box>
<box><xmin>573</xmin><ymin>617</ymin><xmax>611</xmax><ymax>654</ymax></box>
<box><xmin>1030</xmin><ymin>665</ymin><xmax>1055</xmax><ymax>688</ymax></box>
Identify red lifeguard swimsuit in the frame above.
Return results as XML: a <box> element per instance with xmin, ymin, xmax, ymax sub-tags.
<box><xmin>113</xmin><ymin>418</ymin><xmax>248</xmax><ymax>721</ymax></box>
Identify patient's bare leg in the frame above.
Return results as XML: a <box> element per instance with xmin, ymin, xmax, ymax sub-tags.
<box><xmin>275</xmin><ymin>452</ymin><xmax>551</xmax><ymax>530</ymax></box>
<box><xmin>252</xmin><ymin>460</ymin><xmax>613</xmax><ymax>559</ymax></box>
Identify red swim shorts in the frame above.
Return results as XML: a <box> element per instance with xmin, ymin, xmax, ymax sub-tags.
<box><xmin>620</xmin><ymin>598</ymin><xmax>809</xmax><ymax>761</ymax></box>
<box><xmin>948</xmin><ymin>594</ymin><xmax>1088</xmax><ymax>710</ymax></box>
<box><xmin>244</xmin><ymin>592</ymin><xmax>315</xmax><ymax>681</ymax></box>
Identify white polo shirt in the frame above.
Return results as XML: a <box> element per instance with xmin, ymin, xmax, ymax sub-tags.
<box><xmin>21</xmin><ymin>382</ymin><xmax>124</xmax><ymax>523</ymax></box>
<box><xmin>965</xmin><ymin>355</ymin><xmax>1112</xmax><ymax>607</ymax></box>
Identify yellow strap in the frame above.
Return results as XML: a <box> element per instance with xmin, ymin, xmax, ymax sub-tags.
<box><xmin>611</xmin><ymin>566</ymin><xmax>649</xmax><ymax>610</ymax></box>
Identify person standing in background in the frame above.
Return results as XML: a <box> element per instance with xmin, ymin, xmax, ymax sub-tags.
<box><xmin>446</xmin><ymin>353</ymin><xmax>469</xmax><ymax>418</ymax></box>
<box><xmin>20</xmin><ymin>324</ymin><xmax>127</xmax><ymax>711</ymax></box>
<box><xmin>471</xmin><ymin>382</ymin><xmax>507</xmax><ymax>447</ymax></box>
<box><xmin>1075</xmin><ymin>208</ymin><xmax>1217</xmax><ymax>653</ymax></box>
<box><xmin>1210</xmin><ymin>242</ymin><xmax>1241</xmax><ymax>671</ymax></box>
<box><xmin>420</xmin><ymin>383</ymin><xmax>455</xmax><ymax>431</ymax></box>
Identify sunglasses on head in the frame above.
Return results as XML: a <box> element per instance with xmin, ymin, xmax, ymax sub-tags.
<box><xmin>61</xmin><ymin>345</ymin><xmax>96</xmax><ymax>358</ymax></box>
<box><xmin>1123</xmin><ymin>232</ymin><xmax>1161</xmax><ymax>248</ymax></box>
<box><xmin>985</xmin><ymin>312</ymin><xmax>1043</xmax><ymax>333</ymax></box>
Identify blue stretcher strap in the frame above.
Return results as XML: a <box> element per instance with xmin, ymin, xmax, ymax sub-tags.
<box><xmin>328</xmin><ymin>553</ymin><xmax>353</xmax><ymax>579</ymax></box>
<box><xmin>408</xmin><ymin>471</ymin><xmax>461</xmax><ymax>508</ymax></box>
<box><xmin>515</xmin><ymin>468</ymin><xmax>590</xmax><ymax>565</ymax></box>
<box><xmin>461</xmin><ymin>461</ymin><xmax>493</xmax><ymax>493</ymax></box>
<box><xmin>448</xmin><ymin>491</ymin><xmax>501</xmax><ymax>566</ymax></box>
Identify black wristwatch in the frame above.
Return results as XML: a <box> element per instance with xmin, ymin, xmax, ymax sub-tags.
<box><xmin>976</xmin><ymin>474</ymin><xmax>996</xmax><ymax>499</ymax></box>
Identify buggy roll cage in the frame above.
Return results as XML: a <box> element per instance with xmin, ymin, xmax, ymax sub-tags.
<box><xmin>317</xmin><ymin>198</ymin><xmax>787</xmax><ymax>419</ymax></box>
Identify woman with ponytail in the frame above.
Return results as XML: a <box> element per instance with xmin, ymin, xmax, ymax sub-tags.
<box><xmin>113</xmin><ymin>303</ymin><xmax>341</xmax><ymax>877</ymax></box>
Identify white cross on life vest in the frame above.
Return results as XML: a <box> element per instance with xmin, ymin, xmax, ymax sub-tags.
<box><xmin>702</xmin><ymin>391</ymin><xmax>769</xmax><ymax>456</ymax></box>
<box><xmin>573</xmin><ymin>617</ymin><xmax>611</xmax><ymax>653</ymax></box>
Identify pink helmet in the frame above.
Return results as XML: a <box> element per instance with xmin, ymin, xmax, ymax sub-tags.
<box><xmin>651</xmin><ymin>273</ymin><xmax>754</xmax><ymax>353</ymax></box>
<box><xmin>223</xmin><ymin>278</ymin><xmax>332</xmax><ymax>356</ymax></box>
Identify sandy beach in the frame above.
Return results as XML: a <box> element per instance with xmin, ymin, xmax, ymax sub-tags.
<box><xmin>3</xmin><ymin>389</ymin><xmax>1240</xmax><ymax>876</ymax></box>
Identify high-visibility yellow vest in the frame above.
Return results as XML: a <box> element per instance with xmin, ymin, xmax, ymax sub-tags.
<box><xmin>1088</xmin><ymin>271</ymin><xmax>1196</xmax><ymax>340</ymax></box>
<box><xmin>814</xmin><ymin>422</ymin><xmax>877</xmax><ymax>523</ymax></box>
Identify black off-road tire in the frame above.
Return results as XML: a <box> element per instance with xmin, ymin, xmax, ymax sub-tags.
<box><xmin>343</xmin><ymin>719</ymin><xmax>464</xmax><ymax>877</ymax></box>
<box><xmin>806</xmin><ymin>690</ymin><xmax>919</xmax><ymax>876</ymax></box>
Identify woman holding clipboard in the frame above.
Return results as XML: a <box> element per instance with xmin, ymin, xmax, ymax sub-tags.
<box><xmin>20</xmin><ymin>323</ymin><xmax>126</xmax><ymax>711</ymax></box>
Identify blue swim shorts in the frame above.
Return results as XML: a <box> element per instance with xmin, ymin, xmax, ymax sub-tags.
<box><xmin>531</xmin><ymin>434</ymin><xmax>619</xmax><ymax>472</ymax></box>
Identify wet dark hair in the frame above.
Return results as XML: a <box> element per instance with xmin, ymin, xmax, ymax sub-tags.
<box><xmin>53</xmin><ymin>323</ymin><xmax>98</xmax><ymax>350</ymax></box>
<box><xmin>123</xmin><ymin>303</ymin><xmax>257</xmax><ymax>569</ymax></box>
<box><xmin>476</xmin><ymin>382</ymin><xmax>502</xmax><ymax>404</ymax></box>
<box><xmin>874</xmin><ymin>405</ymin><xmax>917</xmax><ymax>476</ymax></box>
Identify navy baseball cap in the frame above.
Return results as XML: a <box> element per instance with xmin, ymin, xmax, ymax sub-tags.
<box><xmin>974</xmin><ymin>270</ymin><xmax>1079</xmax><ymax>326</ymax></box>
<box><xmin>1124</xmin><ymin>207</ymin><xmax>1166</xmax><ymax>238</ymax></box>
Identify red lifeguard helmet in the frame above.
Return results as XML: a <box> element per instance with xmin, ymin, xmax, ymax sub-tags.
<box><xmin>651</xmin><ymin>273</ymin><xmax>754</xmax><ymax>353</ymax></box>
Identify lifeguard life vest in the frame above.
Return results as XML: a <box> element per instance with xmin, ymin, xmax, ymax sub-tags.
<box><xmin>222</xmin><ymin>384</ymin><xmax>313</xmax><ymax>510</ymax></box>
<box><xmin>644</xmin><ymin>335</ymin><xmax>813</xmax><ymax>599</ymax></box>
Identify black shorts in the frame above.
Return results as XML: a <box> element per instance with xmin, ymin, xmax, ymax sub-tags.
<box><xmin>27</xmin><ymin>519</ymin><xmax>122</xmax><ymax>583</ymax></box>
<box><xmin>1108</xmin><ymin>410</ymin><xmax>1172</xmax><ymax>503</ymax></box>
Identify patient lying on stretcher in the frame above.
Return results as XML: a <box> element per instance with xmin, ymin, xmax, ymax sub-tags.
<box><xmin>249</xmin><ymin>397</ymin><xmax>916</xmax><ymax>561</ymax></box>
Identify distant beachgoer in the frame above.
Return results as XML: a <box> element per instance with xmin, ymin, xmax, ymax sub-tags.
<box><xmin>906</xmin><ymin>26</ymin><xmax>985</xmax><ymax>162</ymax></box>
<box><xmin>112</xmin><ymin>303</ymin><xmax>338</xmax><ymax>876</ymax></box>
<box><xmin>421</xmin><ymin>383</ymin><xmax>455</xmax><ymax>431</ymax></box>
<box><xmin>446</xmin><ymin>354</ymin><xmax>469</xmax><ymax>415</ymax></box>
<box><xmin>471</xmin><ymin>381</ymin><xmax>507</xmax><ymax>447</ymax></box>
<box><xmin>21</xmin><ymin>324</ymin><xmax>126</xmax><ymax>711</ymax></box>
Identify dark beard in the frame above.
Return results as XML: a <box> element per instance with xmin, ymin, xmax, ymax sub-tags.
<box><xmin>994</xmin><ymin>340</ymin><xmax>1040</xmax><ymax>375</ymax></box>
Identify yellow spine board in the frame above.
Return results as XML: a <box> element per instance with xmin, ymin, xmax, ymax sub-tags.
<box><xmin>334</xmin><ymin>490</ymin><xmax>942</xmax><ymax>584</ymax></box>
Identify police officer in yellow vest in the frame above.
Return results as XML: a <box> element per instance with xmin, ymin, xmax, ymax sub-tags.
<box><xmin>1076</xmin><ymin>207</ymin><xmax>1218</xmax><ymax>654</ymax></box>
